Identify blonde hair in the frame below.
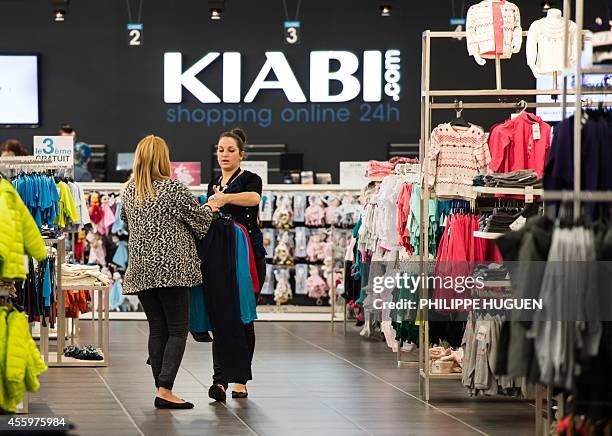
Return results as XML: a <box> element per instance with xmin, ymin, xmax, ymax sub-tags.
<box><xmin>128</xmin><ymin>135</ymin><xmax>171</xmax><ymax>201</ymax></box>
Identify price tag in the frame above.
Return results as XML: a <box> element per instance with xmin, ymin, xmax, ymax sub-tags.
<box><xmin>525</xmin><ymin>186</ymin><xmax>534</xmax><ymax>204</ymax></box>
<box><xmin>283</xmin><ymin>21</ymin><xmax>301</xmax><ymax>45</ymax></box>
<box><xmin>510</xmin><ymin>216</ymin><xmax>527</xmax><ymax>231</ymax></box>
<box><xmin>476</xmin><ymin>323</ymin><xmax>490</xmax><ymax>342</ymax></box>
<box><xmin>33</xmin><ymin>136</ymin><xmax>73</xmax><ymax>168</ymax></box>
<box><xmin>532</xmin><ymin>123</ymin><xmax>541</xmax><ymax>140</ymax></box>
<box><xmin>127</xmin><ymin>23</ymin><xmax>143</xmax><ymax>46</ymax></box>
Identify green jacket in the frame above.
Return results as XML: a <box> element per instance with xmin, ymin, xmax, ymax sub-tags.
<box><xmin>0</xmin><ymin>179</ymin><xmax>47</xmax><ymax>280</ymax></box>
<box><xmin>0</xmin><ymin>308</ymin><xmax>48</xmax><ymax>413</ymax></box>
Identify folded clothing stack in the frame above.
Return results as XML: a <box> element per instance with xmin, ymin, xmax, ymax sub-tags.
<box><xmin>473</xmin><ymin>170</ymin><xmax>541</xmax><ymax>188</ymax></box>
<box><xmin>62</xmin><ymin>264</ymin><xmax>110</xmax><ymax>287</ymax></box>
<box><xmin>367</xmin><ymin>160</ymin><xmax>395</xmax><ymax>178</ymax></box>
<box><xmin>429</xmin><ymin>346</ymin><xmax>463</xmax><ymax>374</ymax></box>
<box><xmin>479</xmin><ymin>209</ymin><xmax>522</xmax><ymax>233</ymax></box>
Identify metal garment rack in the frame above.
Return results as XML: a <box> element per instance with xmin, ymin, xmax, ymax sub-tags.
<box><xmin>418</xmin><ymin>20</ymin><xmax>612</xmax><ymax>403</ymax></box>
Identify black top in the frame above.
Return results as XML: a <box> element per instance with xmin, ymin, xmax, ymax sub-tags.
<box><xmin>208</xmin><ymin>169</ymin><xmax>265</xmax><ymax>257</ymax></box>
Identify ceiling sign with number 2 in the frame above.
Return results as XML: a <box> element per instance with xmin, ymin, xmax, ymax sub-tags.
<box><xmin>283</xmin><ymin>21</ymin><xmax>300</xmax><ymax>45</ymax></box>
<box><xmin>127</xmin><ymin>23</ymin><xmax>143</xmax><ymax>47</ymax></box>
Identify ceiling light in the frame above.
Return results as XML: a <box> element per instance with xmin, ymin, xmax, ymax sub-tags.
<box><xmin>541</xmin><ymin>1</ymin><xmax>553</xmax><ymax>12</ymax></box>
<box><xmin>52</xmin><ymin>0</ymin><xmax>70</xmax><ymax>22</ymax></box>
<box><xmin>209</xmin><ymin>1</ymin><xmax>225</xmax><ymax>21</ymax></box>
<box><xmin>54</xmin><ymin>10</ymin><xmax>65</xmax><ymax>21</ymax></box>
<box><xmin>380</xmin><ymin>4</ymin><xmax>392</xmax><ymax>17</ymax></box>
<box><xmin>210</xmin><ymin>8</ymin><xmax>222</xmax><ymax>20</ymax></box>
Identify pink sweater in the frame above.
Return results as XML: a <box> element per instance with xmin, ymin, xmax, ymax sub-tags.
<box><xmin>427</xmin><ymin>124</ymin><xmax>491</xmax><ymax>200</ymax></box>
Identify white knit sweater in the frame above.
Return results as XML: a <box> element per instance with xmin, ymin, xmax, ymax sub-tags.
<box><xmin>526</xmin><ymin>14</ymin><xmax>578</xmax><ymax>76</ymax></box>
<box><xmin>427</xmin><ymin>124</ymin><xmax>491</xmax><ymax>200</ymax></box>
<box><xmin>466</xmin><ymin>0</ymin><xmax>522</xmax><ymax>59</ymax></box>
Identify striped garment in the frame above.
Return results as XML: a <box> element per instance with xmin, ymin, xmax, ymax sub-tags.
<box><xmin>427</xmin><ymin>123</ymin><xmax>491</xmax><ymax>200</ymax></box>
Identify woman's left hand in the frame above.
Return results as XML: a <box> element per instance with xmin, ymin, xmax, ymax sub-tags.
<box><xmin>211</xmin><ymin>186</ymin><xmax>229</xmax><ymax>207</ymax></box>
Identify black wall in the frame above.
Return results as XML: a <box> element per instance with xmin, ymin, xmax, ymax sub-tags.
<box><xmin>0</xmin><ymin>0</ymin><xmax>605</xmax><ymax>181</ymax></box>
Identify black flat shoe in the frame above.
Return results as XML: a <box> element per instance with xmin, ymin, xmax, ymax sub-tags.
<box><xmin>154</xmin><ymin>397</ymin><xmax>194</xmax><ymax>409</ymax></box>
<box><xmin>191</xmin><ymin>331</ymin><xmax>213</xmax><ymax>342</ymax></box>
<box><xmin>232</xmin><ymin>389</ymin><xmax>248</xmax><ymax>399</ymax></box>
<box><xmin>208</xmin><ymin>384</ymin><xmax>226</xmax><ymax>402</ymax></box>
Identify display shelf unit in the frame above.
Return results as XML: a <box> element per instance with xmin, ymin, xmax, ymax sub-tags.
<box><xmin>48</xmin><ymin>284</ymin><xmax>110</xmax><ymax>367</ymax></box>
<box><xmin>417</xmin><ymin>13</ymin><xmax>612</xmax><ymax>403</ymax></box>
<box><xmin>80</xmin><ymin>182</ymin><xmax>361</xmax><ymax>193</ymax></box>
<box><xmin>419</xmin><ymin>370</ymin><xmax>462</xmax><ymax>380</ymax></box>
<box><xmin>80</xmin><ymin>182</ymin><xmax>358</xmax><ymax>323</ymax></box>
<box><xmin>473</xmin><ymin>186</ymin><xmax>543</xmax><ymax>196</ymax></box>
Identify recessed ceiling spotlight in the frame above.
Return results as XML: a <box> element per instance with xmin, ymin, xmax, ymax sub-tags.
<box><xmin>380</xmin><ymin>4</ymin><xmax>392</xmax><ymax>17</ymax></box>
<box><xmin>52</xmin><ymin>0</ymin><xmax>70</xmax><ymax>22</ymax></box>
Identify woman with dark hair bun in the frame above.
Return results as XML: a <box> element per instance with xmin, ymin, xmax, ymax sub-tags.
<box><xmin>206</xmin><ymin>127</ymin><xmax>264</xmax><ymax>401</ymax></box>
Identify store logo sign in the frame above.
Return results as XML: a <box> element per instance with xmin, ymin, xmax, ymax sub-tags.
<box><xmin>163</xmin><ymin>50</ymin><xmax>401</xmax><ymax>104</ymax></box>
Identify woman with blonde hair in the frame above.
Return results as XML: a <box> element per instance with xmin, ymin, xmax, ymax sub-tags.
<box><xmin>120</xmin><ymin>135</ymin><xmax>218</xmax><ymax>409</ymax></box>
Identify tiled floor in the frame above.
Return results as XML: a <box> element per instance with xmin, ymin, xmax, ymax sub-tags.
<box><xmin>30</xmin><ymin>321</ymin><xmax>535</xmax><ymax>436</ymax></box>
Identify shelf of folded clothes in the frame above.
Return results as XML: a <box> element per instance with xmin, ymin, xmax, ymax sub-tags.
<box><xmin>473</xmin><ymin>231</ymin><xmax>504</xmax><ymax>239</ymax></box>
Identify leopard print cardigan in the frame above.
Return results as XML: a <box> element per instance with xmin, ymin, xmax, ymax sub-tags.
<box><xmin>120</xmin><ymin>179</ymin><xmax>213</xmax><ymax>294</ymax></box>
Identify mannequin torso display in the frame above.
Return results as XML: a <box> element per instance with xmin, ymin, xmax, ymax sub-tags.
<box><xmin>466</xmin><ymin>0</ymin><xmax>522</xmax><ymax>65</ymax></box>
<box><xmin>526</xmin><ymin>8</ymin><xmax>578</xmax><ymax>76</ymax></box>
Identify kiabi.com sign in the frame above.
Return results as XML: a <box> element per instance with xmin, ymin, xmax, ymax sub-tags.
<box><xmin>163</xmin><ymin>50</ymin><xmax>401</xmax><ymax>128</ymax></box>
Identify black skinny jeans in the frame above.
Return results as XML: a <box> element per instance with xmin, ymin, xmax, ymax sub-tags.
<box><xmin>138</xmin><ymin>287</ymin><xmax>189</xmax><ymax>390</ymax></box>
<box><xmin>212</xmin><ymin>254</ymin><xmax>266</xmax><ymax>388</ymax></box>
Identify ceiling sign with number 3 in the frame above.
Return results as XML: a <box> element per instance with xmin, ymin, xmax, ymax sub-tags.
<box><xmin>127</xmin><ymin>23</ymin><xmax>143</xmax><ymax>47</ymax></box>
<box><xmin>283</xmin><ymin>21</ymin><xmax>300</xmax><ymax>45</ymax></box>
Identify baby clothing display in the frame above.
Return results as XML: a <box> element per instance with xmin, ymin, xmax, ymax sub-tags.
<box><xmin>305</xmin><ymin>265</ymin><xmax>328</xmax><ymax>301</ymax></box>
<box><xmin>304</xmin><ymin>195</ymin><xmax>326</xmax><ymax>227</ymax></box>
<box><xmin>526</xmin><ymin>8</ymin><xmax>578</xmax><ymax>76</ymax></box>
<box><xmin>466</xmin><ymin>0</ymin><xmax>522</xmax><ymax>64</ymax></box>
<box><xmin>273</xmin><ymin>268</ymin><xmax>292</xmax><ymax>304</ymax></box>
<box><xmin>428</xmin><ymin>124</ymin><xmax>491</xmax><ymax>200</ymax></box>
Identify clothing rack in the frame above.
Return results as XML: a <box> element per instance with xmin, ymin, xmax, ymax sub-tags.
<box><xmin>418</xmin><ymin>13</ymin><xmax>612</xmax><ymax>404</ymax></box>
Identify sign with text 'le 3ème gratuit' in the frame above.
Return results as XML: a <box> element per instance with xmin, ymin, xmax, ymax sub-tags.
<box><xmin>33</xmin><ymin>136</ymin><xmax>74</xmax><ymax>168</ymax></box>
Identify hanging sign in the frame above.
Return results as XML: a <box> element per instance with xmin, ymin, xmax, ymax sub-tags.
<box><xmin>340</xmin><ymin>161</ymin><xmax>369</xmax><ymax>188</ymax></box>
<box><xmin>171</xmin><ymin>162</ymin><xmax>201</xmax><ymax>186</ymax></box>
<box><xmin>241</xmin><ymin>161</ymin><xmax>268</xmax><ymax>184</ymax></box>
<box><xmin>283</xmin><ymin>21</ymin><xmax>301</xmax><ymax>45</ymax></box>
<box><xmin>33</xmin><ymin>136</ymin><xmax>73</xmax><ymax>168</ymax></box>
<box><xmin>127</xmin><ymin>23</ymin><xmax>143</xmax><ymax>46</ymax></box>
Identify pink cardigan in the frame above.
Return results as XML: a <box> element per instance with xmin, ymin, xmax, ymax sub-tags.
<box><xmin>466</xmin><ymin>0</ymin><xmax>522</xmax><ymax>59</ymax></box>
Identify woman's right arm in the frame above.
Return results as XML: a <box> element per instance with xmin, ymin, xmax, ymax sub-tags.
<box><xmin>171</xmin><ymin>181</ymin><xmax>216</xmax><ymax>239</ymax></box>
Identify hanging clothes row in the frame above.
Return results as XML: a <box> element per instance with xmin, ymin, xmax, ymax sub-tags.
<box><xmin>495</xmin><ymin>216</ymin><xmax>612</xmax><ymax>419</ymax></box>
<box><xmin>428</xmin><ymin>110</ymin><xmax>552</xmax><ymax>200</ymax></box>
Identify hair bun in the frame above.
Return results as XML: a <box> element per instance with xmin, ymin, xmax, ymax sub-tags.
<box><xmin>231</xmin><ymin>128</ymin><xmax>247</xmax><ymax>144</ymax></box>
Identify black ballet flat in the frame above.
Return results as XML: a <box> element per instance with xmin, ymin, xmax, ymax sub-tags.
<box><xmin>154</xmin><ymin>397</ymin><xmax>194</xmax><ymax>409</ymax></box>
<box><xmin>208</xmin><ymin>384</ymin><xmax>227</xmax><ymax>402</ymax></box>
<box><xmin>191</xmin><ymin>331</ymin><xmax>213</xmax><ymax>342</ymax></box>
<box><xmin>232</xmin><ymin>389</ymin><xmax>248</xmax><ymax>399</ymax></box>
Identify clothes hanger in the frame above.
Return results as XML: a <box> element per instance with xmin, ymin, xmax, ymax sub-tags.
<box><xmin>450</xmin><ymin>100</ymin><xmax>471</xmax><ymax>128</ymax></box>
